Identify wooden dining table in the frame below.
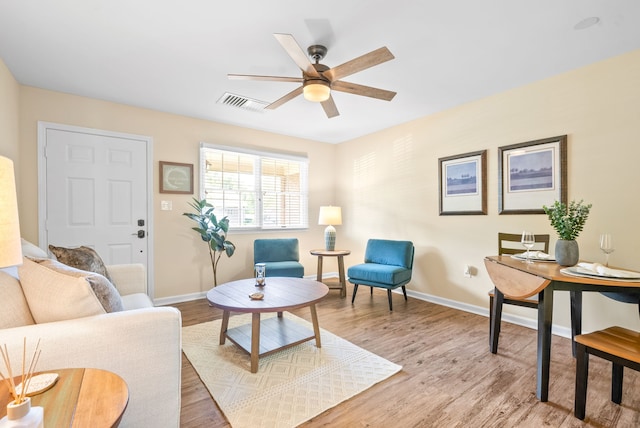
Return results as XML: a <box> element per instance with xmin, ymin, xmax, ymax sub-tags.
<box><xmin>484</xmin><ymin>255</ymin><xmax>640</xmax><ymax>402</ymax></box>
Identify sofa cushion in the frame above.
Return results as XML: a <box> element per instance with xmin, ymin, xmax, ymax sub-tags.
<box><xmin>121</xmin><ymin>293</ymin><xmax>154</xmax><ymax>310</ymax></box>
<box><xmin>0</xmin><ymin>270</ymin><xmax>35</xmax><ymax>328</ymax></box>
<box><xmin>21</xmin><ymin>238</ymin><xmax>49</xmax><ymax>259</ymax></box>
<box><xmin>33</xmin><ymin>259</ymin><xmax>124</xmax><ymax>313</ymax></box>
<box><xmin>18</xmin><ymin>258</ymin><xmax>123</xmax><ymax>323</ymax></box>
<box><xmin>48</xmin><ymin>245</ymin><xmax>114</xmax><ymax>283</ymax></box>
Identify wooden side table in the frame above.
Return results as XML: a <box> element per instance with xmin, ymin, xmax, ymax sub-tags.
<box><xmin>0</xmin><ymin>368</ymin><xmax>129</xmax><ymax>427</ymax></box>
<box><xmin>310</xmin><ymin>249</ymin><xmax>351</xmax><ymax>298</ymax></box>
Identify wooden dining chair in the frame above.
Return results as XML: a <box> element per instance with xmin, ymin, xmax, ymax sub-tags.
<box><xmin>489</xmin><ymin>232</ymin><xmax>550</xmax><ymax>353</ymax></box>
<box><xmin>574</xmin><ymin>326</ymin><xmax>640</xmax><ymax>420</ymax></box>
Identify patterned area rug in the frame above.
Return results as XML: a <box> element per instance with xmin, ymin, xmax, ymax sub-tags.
<box><xmin>182</xmin><ymin>312</ymin><xmax>402</xmax><ymax>427</ymax></box>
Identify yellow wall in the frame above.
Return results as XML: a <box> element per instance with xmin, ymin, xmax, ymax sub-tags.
<box><xmin>16</xmin><ymin>85</ymin><xmax>337</xmax><ymax>300</ymax></box>
<box><xmin>337</xmin><ymin>49</ymin><xmax>640</xmax><ymax>332</ymax></box>
<box><xmin>4</xmin><ymin>49</ymin><xmax>640</xmax><ymax>332</ymax></box>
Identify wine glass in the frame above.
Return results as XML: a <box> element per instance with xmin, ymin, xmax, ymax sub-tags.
<box><xmin>521</xmin><ymin>231</ymin><xmax>535</xmax><ymax>263</ymax></box>
<box><xmin>599</xmin><ymin>233</ymin><xmax>615</xmax><ymax>267</ymax></box>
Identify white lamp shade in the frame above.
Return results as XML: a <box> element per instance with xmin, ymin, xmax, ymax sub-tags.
<box><xmin>318</xmin><ymin>206</ymin><xmax>342</xmax><ymax>226</ymax></box>
<box><xmin>0</xmin><ymin>156</ymin><xmax>23</xmax><ymax>268</ymax></box>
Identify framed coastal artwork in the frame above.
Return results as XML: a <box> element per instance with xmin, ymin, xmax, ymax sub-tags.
<box><xmin>438</xmin><ymin>150</ymin><xmax>487</xmax><ymax>215</ymax></box>
<box><xmin>498</xmin><ymin>135</ymin><xmax>567</xmax><ymax>214</ymax></box>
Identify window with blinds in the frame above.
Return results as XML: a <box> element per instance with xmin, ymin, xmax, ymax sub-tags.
<box><xmin>200</xmin><ymin>143</ymin><xmax>309</xmax><ymax>230</ymax></box>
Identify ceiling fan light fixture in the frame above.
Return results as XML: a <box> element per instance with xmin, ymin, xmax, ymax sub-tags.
<box><xmin>303</xmin><ymin>80</ymin><xmax>330</xmax><ymax>102</ymax></box>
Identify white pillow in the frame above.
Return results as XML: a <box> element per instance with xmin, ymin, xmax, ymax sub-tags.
<box><xmin>18</xmin><ymin>257</ymin><xmax>108</xmax><ymax>323</ymax></box>
<box><xmin>34</xmin><ymin>259</ymin><xmax>123</xmax><ymax>312</ymax></box>
<box><xmin>0</xmin><ymin>270</ymin><xmax>35</xmax><ymax>328</ymax></box>
<box><xmin>21</xmin><ymin>238</ymin><xmax>49</xmax><ymax>259</ymax></box>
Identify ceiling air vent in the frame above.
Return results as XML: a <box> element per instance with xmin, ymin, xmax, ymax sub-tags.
<box><xmin>217</xmin><ymin>93</ymin><xmax>268</xmax><ymax>113</ymax></box>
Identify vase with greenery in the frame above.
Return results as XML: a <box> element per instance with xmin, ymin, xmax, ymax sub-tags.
<box><xmin>542</xmin><ymin>199</ymin><xmax>592</xmax><ymax>266</ymax></box>
<box><xmin>183</xmin><ymin>198</ymin><xmax>235</xmax><ymax>286</ymax></box>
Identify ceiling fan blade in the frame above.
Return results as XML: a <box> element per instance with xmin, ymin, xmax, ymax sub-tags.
<box><xmin>321</xmin><ymin>96</ymin><xmax>339</xmax><ymax>118</ymax></box>
<box><xmin>332</xmin><ymin>80</ymin><xmax>396</xmax><ymax>101</ymax></box>
<box><xmin>273</xmin><ymin>33</ymin><xmax>321</xmax><ymax>78</ymax></box>
<box><xmin>228</xmin><ymin>74</ymin><xmax>303</xmax><ymax>83</ymax></box>
<box><xmin>265</xmin><ymin>86</ymin><xmax>304</xmax><ymax>110</ymax></box>
<box><xmin>325</xmin><ymin>47</ymin><xmax>395</xmax><ymax>81</ymax></box>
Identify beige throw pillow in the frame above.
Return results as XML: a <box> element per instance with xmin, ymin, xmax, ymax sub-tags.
<box><xmin>0</xmin><ymin>270</ymin><xmax>35</xmax><ymax>328</ymax></box>
<box><xmin>18</xmin><ymin>258</ymin><xmax>123</xmax><ymax>324</ymax></box>
<box><xmin>34</xmin><ymin>259</ymin><xmax>124</xmax><ymax>313</ymax></box>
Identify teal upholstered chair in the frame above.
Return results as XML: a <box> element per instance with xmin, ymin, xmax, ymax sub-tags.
<box><xmin>348</xmin><ymin>239</ymin><xmax>414</xmax><ymax>310</ymax></box>
<box><xmin>253</xmin><ymin>238</ymin><xmax>304</xmax><ymax>278</ymax></box>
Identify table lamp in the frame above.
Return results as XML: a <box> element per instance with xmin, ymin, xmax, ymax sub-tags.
<box><xmin>0</xmin><ymin>156</ymin><xmax>23</xmax><ymax>269</ymax></box>
<box><xmin>318</xmin><ymin>206</ymin><xmax>342</xmax><ymax>251</ymax></box>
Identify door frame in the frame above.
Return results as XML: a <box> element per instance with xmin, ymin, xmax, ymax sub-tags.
<box><xmin>37</xmin><ymin>121</ymin><xmax>155</xmax><ymax>300</ymax></box>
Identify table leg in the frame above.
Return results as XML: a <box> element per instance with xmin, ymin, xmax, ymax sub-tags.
<box><xmin>250</xmin><ymin>312</ymin><xmax>261</xmax><ymax>373</ymax></box>
<box><xmin>570</xmin><ymin>290</ymin><xmax>583</xmax><ymax>357</ymax></box>
<box><xmin>489</xmin><ymin>287</ymin><xmax>504</xmax><ymax>353</ymax></box>
<box><xmin>537</xmin><ymin>287</ymin><xmax>554</xmax><ymax>402</ymax></box>
<box><xmin>219</xmin><ymin>311</ymin><xmax>230</xmax><ymax>345</ymax></box>
<box><xmin>316</xmin><ymin>256</ymin><xmax>323</xmax><ymax>282</ymax></box>
<box><xmin>337</xmin><ymin>255</ymin><xmax>346</xmax><ymax>298</ymax></box>
<box><xmin>309</xmin><ymin>304</ymin><xmax>322</xmax><ymax>348</ymax></box>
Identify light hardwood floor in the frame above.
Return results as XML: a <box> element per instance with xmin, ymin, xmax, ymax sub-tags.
<box><xmin>173</xmin><ymin>288</ymin><xmax>640</xmax><ymax>427</ymax></box>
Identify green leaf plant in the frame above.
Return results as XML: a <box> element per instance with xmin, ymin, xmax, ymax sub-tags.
<box><xmin>183</xmin><ymin>198</ymin><xmax>235</xmax><ymax>287</ymax></box>
<box><xmin>542</xmin><ymin>199</ymin><xmax>592</xmax><ymax>241</ymax></box>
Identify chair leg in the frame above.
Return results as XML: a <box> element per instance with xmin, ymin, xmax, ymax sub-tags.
<box><xmin>612</xmin><ymin>363</ymin><xmax>624</xmax><ymax>404</ymax></box>
<box><xmin>490</xmin><ymin>287</ymin><xmax>504</xmax><ymax>354</ymax></box>
<box><xmin>489</xmin><ymin>294</ymin><xmax>494</xmax><ymax>332</ymax></box>
<box><xmin>401</xmin><ymin>286</ymin><xmax>407</xmax><ymax>301</ymax></box>
<box><xmin>574</xmin><ymin>342</ymin><xmax>589</xmax><ymax>420</ymax></box>
<box><xmin>351</xmin><ymin>284</ymin><xmax>359</xmax><ymax>304</ymax></box>
<box><xmin>387</xmin><ymin>289</ymin><xmax>393</xmax><ymax>311</ymax></box>
<box><xmin>370</xmin><ymin>286</ymin><xmax>373</xmax><ymax>296</ymax></box>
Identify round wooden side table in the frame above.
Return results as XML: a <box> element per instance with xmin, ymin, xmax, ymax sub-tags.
<box><xmin>310</xmin><ymin>249</ymin><xmax>351</xmax><ymax>298</ymax></box>
<box><xmin>0</xmin><ymin>368</ymin><xmax>128</xmax><ymax>427</ymax></box>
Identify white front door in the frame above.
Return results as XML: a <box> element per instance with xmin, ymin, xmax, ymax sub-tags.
<box><xmin>37</xmin><ymin>122</ymin><xmax>154</xmax><ymax>296</ymax></box>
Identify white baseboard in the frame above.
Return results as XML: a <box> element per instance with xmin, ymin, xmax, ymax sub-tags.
<box><xmin>153</xmin><ymin>274</ymin><xmax>572</xmax><ymax>340</ymax></box>
<box><xmin>403</xmin><ymin>288</ymin><xmax>572</xmax><ymax>339</ymax></box>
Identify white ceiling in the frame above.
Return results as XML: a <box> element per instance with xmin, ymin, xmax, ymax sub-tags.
<box><xmin>1</xmin><ymin>1</ymin><xmax>640</xmax><ymax>144</ymax></box>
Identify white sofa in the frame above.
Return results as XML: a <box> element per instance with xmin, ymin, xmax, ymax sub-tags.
<box><xmin>0</xmin><ymin>254</ymin><xmax>182</xmax><ymax>427</ymax></box>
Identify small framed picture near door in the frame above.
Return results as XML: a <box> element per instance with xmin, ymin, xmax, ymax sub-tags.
<box><xmin>439</xmin><ymin>150</ymin><xmax>487</xmax><ymax>215</ymax></box>
<box><xmin>498</xmin><ymin>135</ymin><xmax>567</xmax><ymax>214</ymax></box>
<box><xmin>159</xmin><ymin>161</ymin><xmax>193</xmax><ymax>194</ymax></box>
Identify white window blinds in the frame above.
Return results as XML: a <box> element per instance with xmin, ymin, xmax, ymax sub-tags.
<box><xmin>200</xmin><ymin>143</ymin><xmax>309</xmax><ymax>230</ymax></box>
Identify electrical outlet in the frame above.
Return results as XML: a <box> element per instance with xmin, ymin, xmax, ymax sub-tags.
<box><xmin>464</xmin><ymin>264</ymin><xmax>472</xmax><ymax>278</ymax></box>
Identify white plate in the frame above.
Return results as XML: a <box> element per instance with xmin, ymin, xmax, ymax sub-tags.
<box><xmin>511</xmin><ymin>253</ymin><xmax>555</xmax><ymax>262</ymax></box>
<box><xmin>561</xmin><ymin>267</ymin><xmax>640</xmax><ymax>281</ymax></box>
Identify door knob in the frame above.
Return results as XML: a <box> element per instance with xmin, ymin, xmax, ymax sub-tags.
<box><xmin>132</xmin><ymin>230</ymin><xmax>145</xmax><ymax>238</ymax></box>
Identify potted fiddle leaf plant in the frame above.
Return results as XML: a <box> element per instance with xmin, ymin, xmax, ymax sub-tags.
<box><xmin>542</xmin><ymin>199</ymin><xmax>592</xmax><ymax>266</ymax></box>
<box><xmin>183</xmin><ymin>198</ymin><xmax>235</xmax><ymax>286</ymax></box>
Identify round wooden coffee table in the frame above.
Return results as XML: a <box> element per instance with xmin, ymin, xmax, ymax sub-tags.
<box><xmin>207</xmin><ymin>277</ymin><xmax>329</xmax><ymax>373</ymax></box>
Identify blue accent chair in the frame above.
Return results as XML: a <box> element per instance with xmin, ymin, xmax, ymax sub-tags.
<box><xmin>348</xmin><ymin>239</ymin><xmax>414</xmax><ymax>310</ymax></box>
<box><xmin>253</xmin><ymin>238</ymin><xmax>304</xmax><ymax>278</ymax></box>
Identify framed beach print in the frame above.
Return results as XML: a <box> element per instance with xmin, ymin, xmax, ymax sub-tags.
<box><xmin>159</xmin><ymin>161</ymin><xmax>193</xmax><ymax>194</ymax></box>
<box><xmin>439</xmin><ymin>150</ymin><xmax>487</xmax><ymax>215</ymax></box>
<box><xmin>498</xmin><ymin>135</ymin><xmax>567</xmax><ymax>214</ymax></box>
